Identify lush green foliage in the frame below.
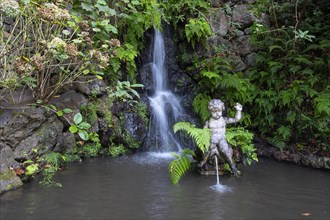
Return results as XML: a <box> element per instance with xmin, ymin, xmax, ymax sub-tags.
<box><xmin>184</xmin><ymin>0</ymin><xmax>329</xmax><ymax>152</ymax></box>
<box><xmin>160</xmin><ymin>0</ymin><xmax>212</xmax><ymax>48</ymax></box>
<box><xmin>226</xmin><ymin>128</ymin><xmax>258</xmax><ymax>165</ymax></box>
<box><xmin>173</xmin><ymin>122</ymin><xmax>210</xmax><ymax>153</ymax></box>
<box><xmin>168</xmin><ymin>148</ymin><xmax>194</xmax><ymax>185</ymax></box>
<box><xmin>247</xmin><ymin>0</ymin><xmax>330</xmax><ymax>151</ymax></box>
<box><xmin>108</xmin><ymin>81</ymin><xmax>144</xmax><ymax>103</ymax></box>
<box><xmin>109</xmin><ymin>144</ymin><xmax>127</xmax><ymax>157</ymax></box>
<box><xmin>190</xmin><ymin>54</ymin><xmax>254</xmax><ymax>126</ymax></box>
<box><xmin>185</xmin><ymin>17</ymin><xmax>212</xmax><ymax>49</ymax></box>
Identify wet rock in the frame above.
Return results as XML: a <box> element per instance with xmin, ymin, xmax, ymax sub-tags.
<box><xmin>209</xmin><ymin>9</ymin><xmax>230</xmax><ymax>36</ymax></box>
<box><xmin>323</xmin><ymin>157</ymin><xmax>330</xmax><ymax>169</ymax></box>
<box><xmin>229</xmin><ymin>55</ymin><xmax>247</xmax><ymax>71</ymax></box>
<box><xmin>289</xmin><ymin>153</ymin><xmax>301</xmax><ymax>164</ymax></box>
<box><xmin>13</xmin><ymin>116</ymin><xmax>63</xmax><ymax>160</ymax></box>
<box><xmin>0</xmin><ymin>144</ymin><xmax>19</xmax><ymax>168</ymax></box>
<box><xmin>245</xmin><ymin>53</ymin><xmax>257</xmax><ymax>67</ymax></box>
<box><xmin>259</xmin><ymin>13</ymin><xmax>270</xmax><ymax>28</ymax></box>
<box><xmin>233</xmin><ymin>35</ymin><xmax>254</xmax><ymax>56</ymax></box>
<box><xmin>50</xmin><ymin>90</ymin><xmax>87</xmax><ymax>125</ymax></box>
<box><xmin>0</xmin><ymin>108</ymin><xmax>47</xmax><ymax>147</ymax></box>
<box><xmin>124</xmin><ymin>112</ymin><xmax>147</xmax><ymax>147</ymax></box>
<box><xmin>0</xmin><ymin>87</ymin><xmax>34</xmax><ymax>105</ymax></box>
<box><xmin>139</xmin><ymin>64</ymin><xmax>153</xmax><ymax>94</ymax></box>
<box><xmin>209</xmin><ymin>0</ymin><xmax>228</xmax><ymax>7</ymax></box>
<box><xmin>0</xmin><ymin>164</ymin><xmax>23</xmax><ymax>194</ymax></box>
<box><xmin>74</xmin><ymin>76</ymin><xmax>107</xmax><ymax>96</ymax></box>
<box><xmin>232</xmin><ymin>4</ymin><xmax>257</xmax><ymax>29</ymax></box>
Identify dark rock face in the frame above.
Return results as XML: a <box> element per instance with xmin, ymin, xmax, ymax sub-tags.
<box><xmin>255</xmin><ymin>138</ymin><xmax>330</xmax><ymax>170</ymax></box>
<box><xmin>233</xmin><ymin>35</ymin><xmax>254</xmax><ymax>56</ymax></box>
<box><xmin>50</xmin><ymin>90</ymin><xmax>87</xmax><ymax>126</ymax></box>
<box><xmin>0</xmin><ymin>107</ymin><xmax>64</xmax><ymax>164</ymax></box>
<box><xmin>74</xmin><ymin>76</ymin><xmax>107</xmax><ymax>96</ymax></box>
<box><xmin>124</xmin><ymin>112</ymin><xmax>147</xmax><ymax>147</ymax></box>
<box><xmin>209</xmin><ymin>9</ymin><xmax>230</xmax><ymax>37</ymax></box>
<box><xmin>232</xmin><ymin>4</ymin><xmax>257</xmax><ymax>29</ymax></box>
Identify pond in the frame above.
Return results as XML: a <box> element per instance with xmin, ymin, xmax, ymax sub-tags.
<box><xmin>1</xmin><ymin>153</ymin><xmax>329</xmax><ymax>220</ymax></box>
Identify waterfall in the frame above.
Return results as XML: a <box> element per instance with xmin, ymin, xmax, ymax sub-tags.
<box><xmin>147</xmin><ymin>29</ymin><xmax>185</xmax><ymax>152</ymax></box>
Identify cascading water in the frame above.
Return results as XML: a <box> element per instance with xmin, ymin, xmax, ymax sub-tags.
<box><xmin>147</xmin><ymin>29</ymin><xmax>185</xmax><ymax>152</ymax></box>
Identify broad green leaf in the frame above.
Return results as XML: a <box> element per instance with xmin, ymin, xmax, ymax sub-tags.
<box><xmin>63</xmin><ymin>108</ymin><xmax>73</xmax><ymax>113</ymax></box>
<box><xmin>69</xmin><ymin>125</ymin><xmax>78</xmax><ymax>133</ymax></box>
<box><xmin>81</xmin><ymin>2</ymin><xmax>94</xmax><ymax>11</ymax></box>
<box><xmin>79</xmin><ymin>130</ymin><xmax>89</xmax><ymax>140</ymax></box>
<box><xmin>56</xmin><ymin>110</ymin><xmax>63</xmax><ymax>117</ymax></box>
<box><xmin>78</xmin><ymin>122</ymin><xmax>91</xmax><ymax>130</ymax></box>
<box><xmin>73</xmin><ymin>113</ymin><xmax>83</xmax><ymax>124</ymax></box>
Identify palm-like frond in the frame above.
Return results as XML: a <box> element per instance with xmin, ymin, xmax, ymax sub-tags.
<box><xmin>193</xmin><ymin>93</ymin><xmax>211</xmax><ymax>122</ymax></box>
<box><xmin>168</xmin><ymin>149</ymin><xmax>194</xmax><ymax>184</ymax></box>
<box><xmin>173</xmin><ymin>122</ymin><xmax>210</xmax><ymax>153</ymax></box>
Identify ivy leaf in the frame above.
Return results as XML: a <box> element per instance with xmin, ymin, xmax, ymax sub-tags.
<box><xmin>63</xmin><ymin>108</ymin><xmax>73</xmax><ymax>113</ymax></box>
<box><xmin>69</xmin><ymin>125</ymin><xmax>78</xmax><ymax>133</ymax></box>
<box><xmin>78</xmin><ymin>122</ymin><xmax>91</xmax><ymax>130</ymax></box>
<box><xmin>73</xmin><ymin>113</ymin><xmax>83</xmax><ymax>124</ymax></box>
<box><xmin>79</xmin><ymin>130</ymin><xmax>89</xmax><ymax>140</ymax></box>
<box><xmin>81</xmin><ymin>2</ymin><xmax>94</xmax><ymax>11</ymax></box>
<box><xmin>56</xmin><ymin>110</ymin><xmax>63</xmax><ymax>117</ymax></box>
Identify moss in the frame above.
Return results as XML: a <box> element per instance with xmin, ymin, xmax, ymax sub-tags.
<box><xmin>109</xmin><ymin>144</ymin><xmax>127</xmax><ymax>157</ymax></box>
<box><xmin>135</xmin><ymin>101</ymin><xmax>149</xmax><ymax>127</ymax></box>
<box><xmin>0</xmin><ymin>167</ymin><xmax>23</xmax><ymax>191</ymax></box>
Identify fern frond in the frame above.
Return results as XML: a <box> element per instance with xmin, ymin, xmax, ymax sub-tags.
<box><xmin>173</xmin><ymin>122</ymin><xmax>210</xmax><ymax>153</ymax></box>
<box><xmin>226</xmin><ymin>127</ymin><xmax>257</xmax><ymax>165</ymax></box>
<box><xmin>193</xmin><ymin>93</ymin><xmax>211</xmax><ymax>122</ymax></box>
<box><xmin>168</xmin><ymin>149</ymin><xmax>194</xmax><ymax>184</ymax></box>
<box><xmin>314</xmin><ymin>92</ymin><xmax>330</xmax><ymax>116</ymax></box>
<box><xmin>201</xmin><ymin>71</ymin><xmax>220</xmax><ymax>79</ymax></box>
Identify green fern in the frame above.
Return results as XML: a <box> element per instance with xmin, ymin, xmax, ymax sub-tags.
<box><xmin>173</xmin><ymin>122</ymin><xmax>210</xmax><ymax>153</ymax></box>
<box><xmin>168</xmin><ymin>149</ymin><xmax>195</xmax><ymax>185</ymax></box>
<box><xmin>226</xmin><ymin>127</ymin><xmax>258</xmax><ymax>165</ymax></box>
<box><xmin>193</xmin><ymin>93</ymin><xmax>211</xmax><ymax>122</ymax></box>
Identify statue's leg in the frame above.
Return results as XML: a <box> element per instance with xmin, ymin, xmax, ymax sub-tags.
<box><xmin>198</xmin><ymin>143</ymin><xmax>216</xmax><ymax>167</ymax></box>
<box><xmin>218</xmin><ymin>138</ymin><xmax>240</xmax><ymax>175</ymax></box>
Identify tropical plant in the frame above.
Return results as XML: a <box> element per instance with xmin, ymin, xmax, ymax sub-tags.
<box><xmin>247</xmin><ymin>0</ymin><xmax>330</xmax><ymax>151</ymax></box>
<box><xmin>108</xmin><ymin>81</ymin><xmax>144</xmax><ymax>103</ymax></box>
<box><xmin>185</xmin><ymin>17</ymin><xmax>213</xmax><ymax>49</ymax></box>
<box><xmin>173</xmin><ymin>122</ymin><xmax>210</xmax><ymax>153</ymax></box>
<box><xmin>168</xmin><ymin>148</ymin><xmax>194</xmax><ymax>185</ymax></box>
<box><xmin>69</xmin><ymin>113</ymin><xmax>92</xmax><ymax>141</ymax></box>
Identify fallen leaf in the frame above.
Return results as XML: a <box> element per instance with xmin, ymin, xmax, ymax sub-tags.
<box><xmin>301</xmin><ymin>212</ymin><xmax>312</xmax><ymax>216</ymax></box>
<box><xmin>14</xmin><ymin>167</ymin><xmax>25</xmax><ymax>176</ymax></box>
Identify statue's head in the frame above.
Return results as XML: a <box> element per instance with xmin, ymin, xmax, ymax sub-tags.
<box><xmin>208</xmin><ymin>99</ymin><xmax>225</xmax><ymax>113</ymax></box>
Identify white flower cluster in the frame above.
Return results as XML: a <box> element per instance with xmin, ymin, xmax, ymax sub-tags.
<box><xmin>0</xmin><ymin>0</ymin><xmax>19</xmax><ymax>17</ymax></box>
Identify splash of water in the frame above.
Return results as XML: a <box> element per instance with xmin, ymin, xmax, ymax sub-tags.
<box><xmin>210</xmin><ymin>156</ymin><xmax>232</xmax><ymax>193</ymax></box>
<box><xmin>148</xmin><ymin>29</ymin><xmax>185</xmax><ymax>152</ymax></box>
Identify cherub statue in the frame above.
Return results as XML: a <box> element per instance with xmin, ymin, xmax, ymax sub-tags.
<box><xmin>199</xmin><ymin>99</ymin><xmax>242</xmax><ymax>176</ymax></box>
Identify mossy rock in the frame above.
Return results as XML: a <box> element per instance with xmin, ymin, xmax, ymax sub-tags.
<box><xmin>0</xmin><ymin>164</ymin><xmax>23</xmax><ymax>194</ymax></box>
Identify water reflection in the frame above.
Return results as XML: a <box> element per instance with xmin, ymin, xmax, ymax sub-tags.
<box><xmin>0</xmin><ymin>155</ymin><xmax>329</xmax><ymax>220</ymax></box>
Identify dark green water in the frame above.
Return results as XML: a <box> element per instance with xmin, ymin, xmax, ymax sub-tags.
<box><xmin>1</xmin><ymin>153</ymin><xmax>329</xmax><ymax>220</ymax></box>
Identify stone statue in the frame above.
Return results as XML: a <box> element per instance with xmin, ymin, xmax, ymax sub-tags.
<box><xmin>199</xmin><ymin>99</ymin><xmax>242</xmax><ymax>176</ymax></box>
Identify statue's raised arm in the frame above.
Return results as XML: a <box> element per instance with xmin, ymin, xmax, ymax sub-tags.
<box><xmin>224</xmin><ymin>103</ymin><xmax>242</xmax><ymax>124</ymax></box>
